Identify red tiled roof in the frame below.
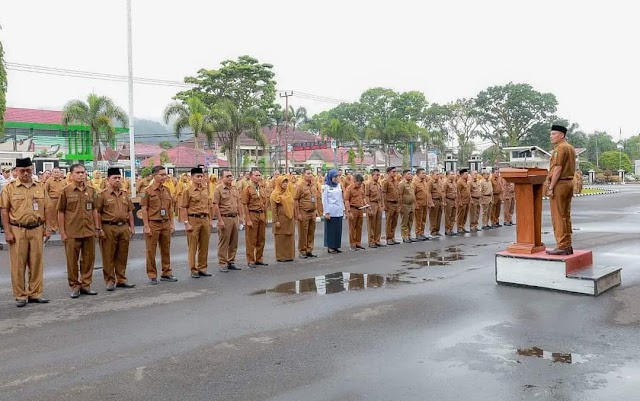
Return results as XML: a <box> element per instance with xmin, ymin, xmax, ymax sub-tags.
<box><xmin>4</xmin><ymin>107</ymin><xmax>64</xmax><ymax>124</ymax></box>
<box><xmin>122</xmin><ymin>144</ymin><xmax>164</xmax><ymax>158</ymax></box>
<box><xmin>140</xmin><ymin>145</ymin><xmax>221</xmax><ymax>168</ymax></box>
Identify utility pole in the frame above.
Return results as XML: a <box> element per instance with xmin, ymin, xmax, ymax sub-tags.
<box><xmin>595</xmin><ymin>137</ymin><xmax>599</xmax><ymax>168</ymax></box>
<box><xmin>126</xmin><ymin>0</ymin><xmax>137</xmax><ymax>197</ymax></box>
<box><xmin>279</xmin><ymin>91</ymin><xmax>293</xmax><ymax>172</ymax></box>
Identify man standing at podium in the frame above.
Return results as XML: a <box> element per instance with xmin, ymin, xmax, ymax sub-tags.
<box><xmin>546</xmin><ymin>124</ymin><xmax>576</xmax><ymax>255</ymax></box>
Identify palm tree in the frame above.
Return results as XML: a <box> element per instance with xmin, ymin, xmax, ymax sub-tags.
<box><xmin>209</xmin><ymin>100</ymin><xmax>267</xmax><ymax>172</ymax></box>
<box><xmin>163</xmin><ymin>97</ymin><xmax>210</xmax><ymax>150</ymax></box>
<box><xmin>62</xmin><ymin>93</ymin><xmax>128</xmax><ymax>171</ymax></box>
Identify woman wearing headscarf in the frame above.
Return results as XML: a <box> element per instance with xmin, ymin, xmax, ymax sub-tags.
<box><xmin>270</xmin><ymin>176</ymin><xmax>295</xmax><ymax>262</ymax></box>
<box><xmin>322</xmin><ymin>169</ymin><xmax>344</xmax><ymax>253</ymax></box>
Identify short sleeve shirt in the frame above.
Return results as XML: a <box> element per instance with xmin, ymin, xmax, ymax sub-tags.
<box><xmin>181</xmin><ymin>185</ymin><xmax>211</xmax><ymax>215</ymax></box>
<box><xmin>140</xmin><ymin>183</ymin><xmax>173</xmax><ymax>221</ymax></box>
<box><xmin>398</xmin><ymin>180</ymin><xmax>416</xmax><ymax>205</ymax></box>
<box><xmin>381</xmin><ymin>178</ymin><xmax>399</xmax><ymax>201</ymax></box>
<box><xmin>213</xmin><ymin>185</ymin><xmax>239</xmax><ymax>215</ymax></box>
<box><xmin>344</xmin><ymin>184</ymin><xmax>365</xmax><ymax>207</ymax></box>
<box><xmin>365</xmin><ymin>180</ymin><xmax>382</xmax><ymax>203</ymax></box>
<box><xmin>241</xmin><ymin>183</ymin><xmax>268</xmax><ymax>212</ymax></box>
<box><xmin>57</xmin><ymin>183</ymin><xmax>97</xmax><ymax>238</ymax></box>
<box><xmin>96</xmin><ymin>188</ymin><xmax>134</xmax><ymax>222</ymax></box>
<box><xmin>550</xmin><ymin>142</ymin><xmax>576</xmax><ymax>179</ymax></box>
<box><xmin>294</xmin><ymin>181</ymin><xmax>317</xmax><ymax>212</ymax></box>
<box><xmin>1</xmin><ymin>181</ymin><xmax>47</xmax><ymax>226</ymax></box>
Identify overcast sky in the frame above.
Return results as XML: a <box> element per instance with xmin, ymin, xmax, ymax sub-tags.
<box><xmin>2</xmin><ymin>0</ymin><xmax>639</xmax><ymax>142</ymax></box>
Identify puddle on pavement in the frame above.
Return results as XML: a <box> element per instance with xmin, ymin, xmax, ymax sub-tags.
<box><xmin>251</xmin><ymin>272</ymin><xmax>407</xmax><ymax>295</ymax></box>
<box><xmin>402</xmin><ymin>246</ymin><xmax>476</xmax><ymax>267</ymax></box>
<box><xmin>517</xmin><ymin>347</ymin><xmax>588</xmax><ymax>364</ymax></box>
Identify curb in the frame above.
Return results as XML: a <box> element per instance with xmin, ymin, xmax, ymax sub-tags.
<box><xmin>542</xmin><ymin>188</ymin><xmax>618</xmax><ymax>201</ymax></box>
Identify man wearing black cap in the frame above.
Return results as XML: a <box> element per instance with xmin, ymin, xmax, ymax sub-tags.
<box><xmin>58</xmin><ymin>163</ymin><xmax>100</xmax><ymax>298</ymax></box>
<box><xmin>95</xmin><ymin>168</ymin><xmax>136</xmax><ymax>291</ymax></box>
<box><xmin>546</xmin><ymin>124</ymin><xmax>576</xmax><ymax>255</ymax></box>
<box><xmin>180</xmin><ymin>167</ymin><xmax>214</xmax><ymax>277</ymax></box>
<box><xmin>1</xmin><ymin>157</ymin><xmax>52</xmax><ymax>307</ymax></box>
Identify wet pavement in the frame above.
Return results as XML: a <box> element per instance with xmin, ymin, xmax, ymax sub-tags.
<box><xmin>0</xmin><ymin>185</ymin><xmax>639</xmax><ymax>400</ymax></box>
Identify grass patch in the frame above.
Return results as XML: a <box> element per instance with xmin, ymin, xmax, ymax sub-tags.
<box><xmin>580</xmin><ymin>188</ymin><xmax>607</xmax><ymax>194</ymax></box>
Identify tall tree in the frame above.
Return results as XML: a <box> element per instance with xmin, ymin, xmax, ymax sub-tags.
<box><xmin>163</xmin><ymin>97</ymin><xmax>210</xmax><ymax>150</ymax></box>
<box><xmin>0</xmin><ymin>30</ymin><xmax>6</xmax><ymax>139</ymax></box>
<box><xmin>446</xmin><ymin>98</ymin><xmax>480</xmax><ymax>164</ymax></box>
<box><xmin>585</xmin><ymin>131</ymin><xmax>615</xmax><ymax>167</ymax></box>
<box><xmin>422</xmin><ymin>103</ymin><xmax>451</xmax><ymax>156</ymax></box>
<box><xmin>209</xmin><ymin>99</ymin><xmax>267</xmax><ymax>170</ymax></box>
<box><xmin>475</xmin><ymin>82</ymin><xmax>558</xmax><ymax>147</ymax></box>
<box><xmin>62</xmin><ymin>94</ymin><xmax>128</xmax><ymax>170</ymax></box>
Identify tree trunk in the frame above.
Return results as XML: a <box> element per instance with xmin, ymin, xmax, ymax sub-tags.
<box><xmin>194</xmin><ymin>133</ymin><xmax>199</xmax><ymax>150</ymax></box>
<box><xmin>92</xmin><ymin>129</ymin><xmax>98</xmax><ymax>171</ymax></box>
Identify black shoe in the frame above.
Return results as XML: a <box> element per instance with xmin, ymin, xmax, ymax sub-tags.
<box><xmin>160</xmin><ymin>275</ymin><xmax>178</xmax><ymax>282</ymax></box>
<box><xmin>328</xmin><ymin>248</ymin><xmax>339</xmax><ymax>254</ymax></box>
<box><xmin>16</xmin><ymin>299</ymin><xmax>27</xmax><ymax>307</ymax></box>
<box><xmin>219</xmin><ymin>266</ymin><xmax>229</xmax><ymax>273</ymax></box>
<box><xmin>387</xmin><ymin>241</ymin><xmax>396</xmax><ymax>246</ymax></box>
<box><xmin>299</xmin><ymin>254</ymin><xmax>308</xmax><ymax>259</ymax></box>
<box><xmin>149</xmin><ymin>278</ymin><xmax>159</xmax><ymax>285</ymax></box>
<box><xmin>410</xmin><ymin>238</ymin><xmax>419</xmax><ymax>242</ymax></box>
<box><xmin>116</xmin><ymin>283</ymin><xmax>136</xmax><ymax>288</ymax></box>
<box><xmin>28</xmin><ymin>297</ymin><xmax>49</xmax><ymax>304</ymax></box>
<box><xmin>403</xmin><ymin>239</ymin><xmax>412</xmax><ymax>244</ymax></box>
<box><xmin>191</xmin><ymin>273</ymin><xmax>200</xmax><ymax>278</ymax></box>
<box><xmin>248</xmin><ymin>263</ymin><xmax>257</xmax><ymax>268</ymax></box>
<box><xmin>70</xmin><ymin>291</ymin><xmax>80</xmax><ymax>298</ymax></box>
<box><xmin>356</xmin><ymin>245</ymin><xmax>366</xmax><ymax>249</ymax></box>
<box><xmin>80</xmin><ymin>289</ymin><xmax>97</xmax><ymax>295</ymax></box>
<box><xmin>545</xmin><ymin>248</ymin><xmax>573</xmax><ymax>256</ymax></box>
<box><xmin>462</xmin><ymin>229</ymin><xmax>471</xmax><ymax>233</ymax></box>
<box><xmin>227</xmin><ymin>264</ymin><xmax>241</xmax><ymax>270</ymax></box>
<box><xmin>335</xmin><ymin>249</ymin><xmax>343</xmax><ymax>253</ymax></box>
<box><xmin>306</xmin><ymin>253</ymin><xmax>317</xmax><ymax>258</ymax></box>
<box><xmin>106</xmin><ymin>283</ymin><xmax>116</xmax><ymax>291</ymax></box>
<box><xmin>369</xmin><ymin>244</ymin><xmax>378</xmax><ymax>248</ymax></box>
<box><xmin>255</xmin><ymin>261</ymin><xmax>270</xmax><ymax>266</ymax></box>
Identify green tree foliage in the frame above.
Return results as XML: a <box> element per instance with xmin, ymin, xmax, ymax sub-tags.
<box><xmin>444</xmin><ymin>98</ymin><xmax>480</xmax><ymax>164</ymax></box>
<box><xmin>584</xmin><ymin>131</ymin><xmax>615</xmax><ymax>167</ymax></box>
<box><xmin>159</xmin><ymin>150</ymin><xmax>170</xmax><ymax>164</ymax></box>
<box><xmin>475</xmin><ymin>82</ymin><xmax>558</xmax><ymax>147</ymax></box>
<box><xmin>0</xmin><ymin>31</ymin><xmax>6</xmax><ymax>139</ymax></box>
<box><xmin>422</xmin><ymin>103</ymin><xmax>451</xmax><ymax>155</ymax></box>
<box><xmin>158</xmin><ymin>141</ymin><xmax>173</xmax><ymax>149</ymax></box>
<box><xmin>578</xmin><ymin>160</ymin><xmax>594</xmax><ymax>172</ymax></box>
<box><xmin>622</xmin><ymin>135</ymin><xmax>640</xmax><ymax>162</ymax></box>
<box><xmin>62</xmin><ymin>94</ymin><xmax>128</xmax><ymax>170</ymax></box>
<box><xmin>163</xmin><ymin>97</ymin><xmax>210</xmax><ymax>150</ymax></box>
<box><xmin>481</xmin><ymin>145</ymin><xmax>505</xmax><ymax>166</ymax></box>
<box><xmin>174</xmin><ymin>56</ymin><xmax>274</xmax><ymax>169</ymax></box>
<box><xmin>599</xmin><ymin>150</ymin><xmax>632</xmax><ymax>173</ymax></box>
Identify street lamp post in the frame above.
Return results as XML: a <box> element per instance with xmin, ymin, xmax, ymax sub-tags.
<box><xmin>617</xmin><ymin>142</ymin><xmax>624</xmax><ymax>184</ymax></box>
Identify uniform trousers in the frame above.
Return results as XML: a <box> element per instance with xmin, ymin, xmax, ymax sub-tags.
<box><xmin>218</xmin><ymin>216</ymin><xmax>239</xmax><ymax>266</ymax></box>
<box><xmin>469</xmin><ymin>198</ymin><xmax>481</xmax><ymax>229</ymax></box>
<box><xmin>47</xmin><ymin>197</ymin><xmax>60</xmax><ymax>231</ymax></box>
<box><xmin>384</xmin><ymin>201</ymin><xmax>400</xmax><ymax>241</ymax></box>
<box><xmin>245</xmin><ymin>211</ymin><xmax>266</xmax><ymax>263</ymax></box>
<box><xmin>100</xmin><ymin>224</ymin><xmax>131</xmax><ymax>285</ymax></box>
<box><xmin>456</xmin><ymin>202</ymin><xmax>469</xmax><ymax>230</ymax></box>
<box><xmin>348</xmin><ymin>208</ymin><xmax>364</xmax><ymax>246</ymax></box>
<box><xmin>444</xmin><ymin>198</ymin><xmax>457</xmax><ymax>232</ymax></box>
<box><xmin>400</xmin><ymin>203</ymin><xmax>415</xmax><ymax>239</ymax></box>
<box><xmin>503</xmin><ymin>197</ymin><xmax>515</xmax><ymax>223</ymax></box>
<box><xmin>491</xmin><ymin>195</ymin><xmax>502</xmax><ymax>224</ymax></box>
<box><xmin>367</xmin><ymin>202</ymin><xmax>382</xmax><ymax>245</ymax></box>
<box><xmin>429</xmin><ymin>198</ymin><xmax>443</xmax><ymax>235</ymax></box>
<box><xmin>9</xmin><ymin>225</ymin><xmax>44</xmax><ymax>300</ymax></box>
<box><xmin>414</xmin><ymin>205</ymin><xmax>428</xmax><ymax>237</ymax></box>
<box><xmin>145</xmin><ymin>219</ymin><xmax>172</xmax><ymax>279</ymax></box>
<box><xmin>187</xmin><ymin>216</ymin><xmax>211</xmax><ymax>274</ymax></box>
<box><xmin>550</xmin><ymin>180</ymin><xmax>573</xmax><ymax>249</ymax></box>
<box><xmin>297</xmin><ymin>210</ymin><xmax>316</xmax><ymax>254</ymax></box>
<box><xmin>65</xmin><ymin>235</ymin><xmax>96</xmax><ymax>291</ymax></box>
<box><xmin>481</xmin><ymin>197</ymin><xmax>493</xmax><ymax>227</ymax></box>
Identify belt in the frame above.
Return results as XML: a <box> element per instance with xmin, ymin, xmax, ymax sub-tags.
<box><xmin>446</xmin><ymin>196</ymin><xmax>456</xmax><ymax>200</ymax></box>
<box><xmin>559</xmin><ymin>177</ymin><xmax>573</xmax><ymax>180</ymax></box>
<box><xmin>472</xmin><ymin>196</ymin><xmax>481</xmax><ymax>199</ymax></box>
<box><xmin>102</xmin><ymin>220</ymin><xmax>127</xmax><ymax>226</ymax></box>
<box><xmin>188</xmin><ymin>214</ymin><xmax>209</xmax><ymax>218</ymax></box>
<box><xmin>248</xmin><ymin>210</ymin><xmax>264</xmax><ymax>213</ymax></box>
<box><xmin>303</xmin><ymin>209</ymin><xmax>316</xmax><ymax>212</ymax></box>
<box><xmin>386</xmin><ymin>200</ymin><xmax>398</xmax><ymax>203</ymax></box>
<box><xmin>10</xmin><ymin>222</ymin><xmax>43</xmax><ymax>229</ymax></box>
<box><xmin>351</xmin><ymin>205</ymin><xmax>363</xmax><ymax>209</ymax></box>
<box><xmin>221</xmin><ymin>214</ymin><xmax>237</xmax><ymax>217</ymax></box>
<box><xmin>150</xmin><ymin>219</ymin><xmax>169</xmax><ymax>222</ymax></box>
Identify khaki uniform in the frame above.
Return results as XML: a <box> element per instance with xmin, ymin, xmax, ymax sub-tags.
<box><xmin>140</xmin><ymin>182</ymin><xmax>174</xmax><ymax>279</ymax></box>
<box><xmin>428</xmin><ymin>178</ymin><xmax>444</xmax><ymax>235</ymax></box>
<box><xmin>456</xmin><ymin>178</ymin><xmax>471</xmax><ymax>231</ymax></box>
<box><xmin>364</xmin><ymin>179</ymin><xmax>383</xmax><ymax>246</ymax></box>
<box><xmin>444</xmin><ymin>178</ymin><xmax>458</xmax><ymax>233</ymax></box>
<box><xmin>491</xmin><ymin>176</ymin><xmax>503</xmax><ymax>225</ymax></box>
<box><xmin>503</xmin><ymin>182</ymin><xmax>515</xmax><ymax>224</ymax></box>
<box><xmin>213</xmin><ymin>184</ymin><xmax>240</xmax><ymax>267</ymax></box>
<box><xmin>549</xmin><ymin>141</ymin><xmax>576</xmax><ymax>249</ymax></box>
<box><xmin>182</xmin><ymin>185</ymin><xmax>212</xmax><ymax>274</ymax></box>
<box><xmin>294</xmin><ymin>180</ymin><xmax>318</xmax><ymax>255</ymax></box>
<box><xmin>344</xmin><ymin>183</ymin><xmax>365</xmax><ymax>247</ymax></box>
<box><xmin>241</xmin><ymin>182</ymin><xmax>268</xmax><ymax>264</ymax></box>
<box><xmin>1</xmin><ymin>180</ymin><xmax>49</xmax><ymax>301</ymax></box>
<box><xmin>573</xmin><ymin>171</ymin><xmax>583</xmax><ymax>194</ymax></box>
<box><xmin>469</xmin><ymin>177</ymin><xmax>482</xmax><ymax>230</ymax></box>
<box><xmin>44</xmin><ymin>177</ymin><xmax>67</xmax><ymax>232</ymax></box>
<box><xmin>480</xmin><ymin>178</ymin><xmax>493</xmax><ymax>227</ymax></box>
<box><xmin>382</xmin><ymin>177</ymin><xmax>400</xmax><ymax>242</ymax></box>
<box><xmin>96</xmin><ymin>188</ymin><xmax>134</xmax><ymax>285</ymax></box>
<box><xmin>58</xmin><ymin>183</ymin><xmax>98</xmax><ymax>291</ymax></box>
<box><xmin>398</xmin><ymin>179</ymin><xmax>416</xmax><ymax>240</ymax></box>
<box><xmin>413</xmin><ymin>177</ymin><xmax>430</xmax><ymax>238</ymax></box>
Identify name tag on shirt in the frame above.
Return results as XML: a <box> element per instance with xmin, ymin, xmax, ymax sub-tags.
<box><xmin>33</xmin><ymin>201</ymin><xmax>39</xmax><ymax>211</ymax></box>
<box><xmin>160</xmin><ymin>209</ymin><xmax>167</xmax><ymax>217</ymax></box>
<box><xmin>311</xmin><ymin>196</ymin><xmax>316</xmax><ymax>203</ymax></box>
<box><xmin>86</xmin><ymin>202</ymin><xmax>93</xmax><ymax>211</ymax></box>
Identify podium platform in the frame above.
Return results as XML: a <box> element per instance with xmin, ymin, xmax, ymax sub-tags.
<box><xmin>496</xmin><ymin>250</ymin><xmax>621</xmax><ymax>296</ymax></box>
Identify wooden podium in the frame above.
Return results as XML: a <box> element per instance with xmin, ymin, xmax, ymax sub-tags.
<box><xmin>500</xmin><ymin>168</ymin><xmax>548</xmax><ymax>254</ymax></box>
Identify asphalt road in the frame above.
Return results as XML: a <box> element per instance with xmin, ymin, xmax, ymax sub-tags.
<box><xmin>0</xmin><ymin>186</ymin><xmax>639</xmax><ymax>401</ymax></box>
